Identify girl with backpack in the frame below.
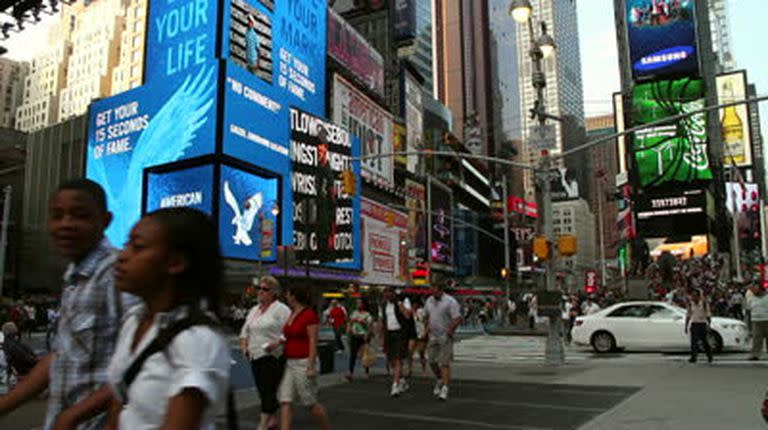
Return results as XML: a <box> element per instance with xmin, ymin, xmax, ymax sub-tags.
<box><xmin>105</xmin><ymin>208</ymin><xmax>232</xmax><ymax>429</ymax></box>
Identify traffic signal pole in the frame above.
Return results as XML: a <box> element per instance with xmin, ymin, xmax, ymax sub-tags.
<box><xmin>502</xmin><ymin>175</ymin><xmax>512</xmax><ymax>320</ymax></box>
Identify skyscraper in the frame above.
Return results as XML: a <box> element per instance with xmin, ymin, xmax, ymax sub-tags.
<box><xmin>708</xmin><ymin>0</ymin><xmax>736</xmax><ymax>72</ymax></box>
<box><xmin>434</xmin><ymin>0</ymin><xmax>496</xmax><ymax>157</ymax></box>
<box><xmin>0</xmin><ymin>59</ymin><xmax>28</xmax><ymax>129</ymax></box>
<box><xmin>15</xmin><ymin>0</ymin><xmax>147</xmax><ymax>132</ymax></box>
<box><xmin>515</xmin><ymin>0</ymin><xmax>584</xmax><ymax>198</ymax></box>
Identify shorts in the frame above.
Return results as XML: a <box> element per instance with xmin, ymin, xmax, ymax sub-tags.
<box><xmin>385</xmin><ymin>330</ymin><xmax>408</xmax><ymax>361</ymax></box>
<box><xmin>427</xmin><ymin>337</ymin><xmax>454</xmax><ymax>367</ymax></box>
<box><xmin>277</xmin><ymin>358</ymin><xmax>318</xmax><ymax>406</ymax></box>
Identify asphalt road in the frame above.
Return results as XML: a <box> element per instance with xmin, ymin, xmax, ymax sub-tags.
<box><xmin>228</xmin><ymin>377</ymin><xmax>639</xmax><ymax>430</ymax></box>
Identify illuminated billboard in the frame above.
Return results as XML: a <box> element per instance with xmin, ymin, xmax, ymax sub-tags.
<box><xmin>429</xmin><ymin>178</ymin><xmax>452</xmax><ymax>269</ymax></box>
<box><xmin>86</xmin><ymin>64</ymin><xmax>219</xmax><ymax>245</ymax></box>
<box><xmin>636</xmin><ymin>188</ymin><xmax>709</xmax><ymax>237</ymax></box>
<box><xmin>625</xmin><ymin>0</ymin><xmax>699</xmax><ymax>80</ymax></box>
<box><xmin>328</xmin><ymin>8</ymin><xmax>385</xmax><ymax>97</ymax></box>
<box><xmin>219</xmin><ymin>164</ymin><xmax>280</xmax><ymax>261</ymax></box>
<box><xmin>146</xmin><ymin>164</ymin><xmax>215</xmax><ymax>214</ymax></box>
<box><xmin>221</xmin><ymin>0</ymin><xmax>327</xmax><ymax>168</ymax></box>
<box><xmin>290</xmin><ymin>108</ymin><xmax>361</xmax><ymax>269</ymax></box>
<box><xmin>717</xmin><ymin>71</ymin><xmax>753</xmax><ymax>167</ymax></box>
<box><xmin>631</xmin><ymin>77</ymin><xmax>711</xmax><ymax>187</ymax></box>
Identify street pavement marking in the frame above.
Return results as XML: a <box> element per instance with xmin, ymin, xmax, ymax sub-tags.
<box><xmin>449</xmin><ymin>397</ymin><xmax>608</xmax><ymax>413</ymax></box>
<box><xmin>341</xmin><ymin>408</ymin><xmax>552</xmax><ymax>430</ymax></box>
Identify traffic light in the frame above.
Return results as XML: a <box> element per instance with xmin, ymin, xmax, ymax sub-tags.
<box><xmin>558</xmin><ymin>235</ymin><xmax>577</xmax><ymax>256</ymax></box>
<box><xmin>533</xmin><ymin>236</ymin><xmax>550</xmax><ymax>260</ymax></box>
<box><xmin>341</xmin><ymin>169</ymin><xmax>356</xmax><ymax>195</ymax></box>
<box><xmin>385</xmin><ymin>212</ymin><xmax>395</xmax><ymax>228</ymax></box>
<box><xmin>500</xmin><ymin>267</ymin><xmax>510</xmax><ymax>279</ymax></box>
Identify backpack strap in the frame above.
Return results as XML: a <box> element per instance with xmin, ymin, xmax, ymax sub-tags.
<box><xmin>121</xmin><ymin>313</ymin><xmax>215</xmax><ymax>397</ymax></box>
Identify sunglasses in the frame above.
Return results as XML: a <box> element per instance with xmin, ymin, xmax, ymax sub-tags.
<box><xmin>258</xmin><ymin>287</ymin><xmax>272</xmax><ymax>292</ymax></box>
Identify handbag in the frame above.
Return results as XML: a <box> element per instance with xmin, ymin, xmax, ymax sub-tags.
<box><xmin>361</xmin><ymin>343</ymin><xmax>376</xmax><ymax>368</ymax></box>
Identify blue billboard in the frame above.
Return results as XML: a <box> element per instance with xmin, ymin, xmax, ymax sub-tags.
<box><xmin>394</xmin><ymin>0</ymin><xmax>417</xmax><ymax>41</ymax></box>
<box><xmin>625</xmin><ymin>0</ymin><xmax>699</xmax><ymax>80</ymax></box>
<box><xmin>145</xmin><ymin>0</ymin><xmax>220</xmax><ymax>82</ymax></box>
<box><xmin>221</xmin><ymin>0</ymin><xmax>327</xmax><ymax>167</ymax></box>
<box><xmin>146</xmin><ymin>164</ymin><xmax>215</xmax><ymax>214</ymax></box>
<box><xmin>86</xmin><ymin>63</ymin><xmax>219</xmax><ymax>245</ymax></box>
<box><xmin>219</xmin><ymin>164</ymin><xmax>280</xmax><ymax>261</ymax></box>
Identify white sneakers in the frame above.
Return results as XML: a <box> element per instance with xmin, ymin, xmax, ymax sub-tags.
<box><xmin>433</xmin><ymin>381</ymin><xmax>442</xmax><ymax>396</ymax></box>
<box><xmin>438</xmin><ymin>384</ymin><xmax>449</xmax><ymax>401</ymax></box>
<box><xmin>399</xmin><ymin>378</ymin><xmax>409</xmax><ymax>393</ymax></box>
<box><xmin>390</xmin><ymin>382</ymin><xmax>400</xmax><ymax>397</ymax></box>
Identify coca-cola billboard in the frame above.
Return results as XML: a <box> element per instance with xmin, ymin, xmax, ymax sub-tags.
<box><xmin>328</xmin><ymin>9</ymin><xmax>385</xmax><ymax>98</ymax></box>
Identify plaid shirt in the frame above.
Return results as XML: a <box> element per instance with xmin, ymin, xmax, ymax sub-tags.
<box><xmin>45</xmin><ymin>238</ymin><xmax>135</xmax><ymax>430</ymax></box>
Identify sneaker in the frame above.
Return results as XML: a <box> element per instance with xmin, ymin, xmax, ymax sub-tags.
<box><xmin>390</xmin><ymin>383</ymin><xmax>401</xmax><ymax>397</ymax></box>
<box><xmin>433</xmin><ymin>381</ymin><xmax>442</xmax><ymax>397</ymax></box>
<box><xmin>399</xmin><ymin>378</ymin><xmax>409</xmax><ymax>393</ymax></box>
<box><xmin>438</xmin><ymin>385</ymin><xmax>449</xmax><ymax>401</ymax></box>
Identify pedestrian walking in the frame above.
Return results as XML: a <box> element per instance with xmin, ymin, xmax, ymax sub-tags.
<box><xmin>424</xmin><ymin>281</ymin><xmax>462</xmax><ymax>401</ymax></box>
<box><xmin>685</xmin><ymin>289</ymin><xmax>713</xmax><ymax>363</ymax></box>
<box><xmin>345</xmin><ymin>298</ymin><xmax>373</xmax><ymax>381</ymax></box>
<box><xmin>506</xmin><ymin>296</ymin><xmax>517</xmax><ymax>326</ymax></box>
<box><xmin>105</xmin><ymin>207</ymin><xmax>232</xmax><ymax>429</ymax></box>
<box><xmin>277</xmin><ymin>284</ymin><xmax>331</xmax><ymax>430</ymax></box>
<box><xmin>327</xmin><ymin>299</ymin><xmax>347</xmax><ymax>353</ymax></box>
<box><xmin>729</xmin><ymin>288</ymin><xmax>745</xmax><ymax>320</ymax></box>
<box><xmin>381</xmin><ymin>287</ymin><xmax>412</xmax><ymax>397</ymax></box>
<box><xmin>527</xmin><ymin>294</ymin><xmax>538</xmax><ymax>330</ymax></box>
<box><xmin>748</xmin><ymin>284</ymin><xmax>768</xmax><ymax>361</ymax></box>
<box><xmin>407</xmin><ymin>298</ymin><xmax>428</xmax><ymax>378</ymax></box>
<box><xmin>240</xmin><ymin>276</ymin><xmax>291</xmax><ymax>430</ymax></box>
<box><xmin>0</xmin><ymin>179</ymin><xmax>137</xmax><ymax>429</ymax></box>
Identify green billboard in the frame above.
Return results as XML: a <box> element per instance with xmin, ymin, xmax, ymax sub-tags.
<box><xmin>631</xmin><ymin>78</ymin><xmax>711</xmax><ymax>187</ymax></box>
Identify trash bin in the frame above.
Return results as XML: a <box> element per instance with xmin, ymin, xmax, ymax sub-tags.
<box><xmin>318</xmin><ymin>341</ymin><xmax>334</xmax><ymax>374</ymax></box>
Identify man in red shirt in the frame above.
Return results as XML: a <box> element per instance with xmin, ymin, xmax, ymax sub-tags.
<box><xmin>328</xmin><ymin>300</ymin><xmax>347</xmax><ymax>352</ymax></box>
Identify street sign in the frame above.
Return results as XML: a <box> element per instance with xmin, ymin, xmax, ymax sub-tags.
<box><xmin>615</xmin><ymin>171</ymin><xmax>628</xmax><ymax>187</ymax></box>
<box><xmin>528</xmin><ymin>124</ymin><xmax>556</xmax><ymax>151</ymax></box>
<box><xmin>585</xmin><ymin>270</ymin><xmax>598</xmax><ymax>293</ymax></box>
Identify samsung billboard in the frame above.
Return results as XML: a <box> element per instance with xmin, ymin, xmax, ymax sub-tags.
<box><xmin>625</xmin><ymin>0</ymin><xmax>700</xmax><ymax>81</ymax></box>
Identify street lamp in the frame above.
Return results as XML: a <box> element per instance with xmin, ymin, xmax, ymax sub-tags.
<box><xmin>509</xmin><ymin>0</ymin><xmax>565</xmax><ymax>365</ymax></box>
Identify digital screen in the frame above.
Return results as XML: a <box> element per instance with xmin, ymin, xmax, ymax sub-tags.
<box><xmin>221</xmin><ymin>0</ymin><xmax>327</xmax><ymax>168</ymax></box>
<box><xmin>218</xmin><ymin>164</ymin><xmax>280</xmax><ymax>261</ymax></box>
<box><xmin>86</xmin><ymin>63</ymin><xmax>219</xmax><ymax>245</ymax></box>
<box><xmin>145</xmin><ymin>0</ymin><xmax>220</xmax><ymax>82</ymax></box>
<box><xmin>429</xmin><ymin>178</ymin><xmax>452</xmax><ymax>269</ymax></box>
<box><xmin>146</xmin><ymin>164</ymin><xmax>215</xmax><ymax>214</ymax></box>
<box><xmin>405</xmin><ymin>179</ymin><xmax>427</xmax><ymax>266</ymax></box>
<box><xmin>625</xmin><ymin>0</ymin><xmax>699</xmax><ymax>80</ymax></box>
<box><xmin>631</xmin><ymin>78</ymin><xmax>711</xmax><ymax>187</ymax></box>
<box><xmin>717</xmin><ymin>71</ymin><xmax>753</xmax><ymax>167</ymax></box>
<box><xmin>636</xmin><ymin>188</ymin><xmax>708</xmax><ymax>237</ymax></box>
<box><xmin>394</xmin><ymin>0</ymin><xmax>417</xmax><ymax>41</ymax></box>
<box><xmin>328</xmin><ymin>8</ymin><xmax>385</xmax><ymax>97</ymax></box>
<box><xmin>290</xmin><ymin>108</ymin><xmax>361</xmax><ymax>269</ymax></box>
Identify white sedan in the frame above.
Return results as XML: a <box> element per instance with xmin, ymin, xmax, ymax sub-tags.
<box><xmin>572</xmin><ymin>301</ymin><xmax>750</xmax><ymax>353</ymax></box>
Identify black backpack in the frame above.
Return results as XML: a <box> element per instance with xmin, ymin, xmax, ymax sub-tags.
<box><xmin>120</xmin><ymin>313</ymin><xmax>238</xmax><ymax>430</ymax></box>
<box><xmin>3</xmin><ymin>335</ymin><xmax>38</xmax><ymax>376</ymax></box>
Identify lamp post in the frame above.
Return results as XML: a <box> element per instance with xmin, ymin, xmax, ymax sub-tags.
<box><xmin>510</xmin><ymin>0</ymin><xmax>565</xmax><ymax>365</ymax></box>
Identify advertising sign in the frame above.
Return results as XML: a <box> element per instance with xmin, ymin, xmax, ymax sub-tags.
<box><xmin>145</xmin><ymin>0</ymin><xmax>219</xmax><ymax>82</ymax></box>
<box><xmin>636</xmin><ymin>188</ymin><xmax>708</xmax><ymax>237</ymax></box>
<box><xmin>86</xmin><ymin>64</ymin><xmax>219</xmax><ymax>245</ymax></box>
<box><xmin>405</xmin><ymin>179</ymin><xmax>427</xmax><ymax>266</ymax></box>
<box><xmin>550</xmin><ymin>167</ymin><xmax>580</xmax><ymax>201</ymax></box>
<box><xmin>394</xmin><ymin>0</ymin><xmax>417</xmax><ymax>41</ymax></box>
<box><xmin>146</xmin><ymin>164</ymin><xmax>215</xmax><ymax>214</ymax></box>
<box><xmin>631</xmin><ymin>78</ymin><xmax>711</xmax><ymax>187</ymax></box>
<box><xmin>625</xmin><ymin>0</ymin><xmax>699</xmax><ymax>80</ymax></box>
<box><xmin>219</xmin><ymin>164</ymin><xmax>279</xmax><ymax>261</ymax></box>
<box><xmin>361</xmin><ymin>198</ymin><xmax>408</xmax><ymax>286</ymax></box>
<box><xmin>327</xmin><ymin>8</ymin><xmax>385</xmax><ymax>98</ymax></box>
<box><xmin>585</xmin><ymin>270</ymin><xmax>598</xmax><ymax>293</ymax></box>
<box><xmin>332</xmin><ymin>74</ymin><xmax>394</xmax><ymax>188</ymax></box>
<box><xmin>429</xmin><ymin>178</ymin><xmax>452</xmax><ymax>269</ymax></box>
<box><xmin>290</xmin><ymin>108</ymin><xmax>361</xmax><ymax>269</ymax></box>
<box><xmin>403</xmin><ymin>70</ymin><xmax>423</xmax><ymax>173</ymax></box>
<box><xmin>717</xmin><ymin>71</ymin><xmax>753</xmax><ymax>167</ymax></box>
<box><xmin>221</xmin><ymin>0</ymin><xmax>327</xmax><ymax>167</ymax></box>
<box><xmin>725</xmin><ymin>182</ymin><xmax>759</xmax><ymax>214</ymax></box>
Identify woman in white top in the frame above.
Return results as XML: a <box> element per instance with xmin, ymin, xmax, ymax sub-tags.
<box><xmin>239</xmin><ymin>276</ymin><xmax>291</xmax><ymax>430</ymax></box>
<box><xmin>105</xmin><ymin>208</ymin><xmax>231</xmax><ymax>429</ymax></box>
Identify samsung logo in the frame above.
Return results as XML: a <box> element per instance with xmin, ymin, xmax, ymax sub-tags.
<box><xmin>634</xmin><ymin>46</ymin><xmax>695</xmax><ymax>72</ymax></box>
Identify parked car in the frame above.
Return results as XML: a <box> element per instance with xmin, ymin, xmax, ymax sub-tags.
<box><xmin>572</xmin><ymin>301</ymin><xmax>749</xmax><ymax>353</ymax></box>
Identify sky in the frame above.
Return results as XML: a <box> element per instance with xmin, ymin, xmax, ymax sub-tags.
<box><xmin>4</xmin><ymin>0</ymin><xmax>768</xmax><ymax>133</ymax></box>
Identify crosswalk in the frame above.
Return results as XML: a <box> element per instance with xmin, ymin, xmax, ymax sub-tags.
<box><xmin>454</xmin><ymin>335</ymin><xmax>768</xmax><ymax>366</ymax></box>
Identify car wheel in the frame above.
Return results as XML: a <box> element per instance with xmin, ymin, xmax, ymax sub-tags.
<box><xmin>707</xmin><ymin>330</ymin><xmax>723</xmax><ymax>353</ymax></box>
<box><xmin>591</xmin><ymin>331</ymin><xmax>616</xmax><ymax>353</ymax></box>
